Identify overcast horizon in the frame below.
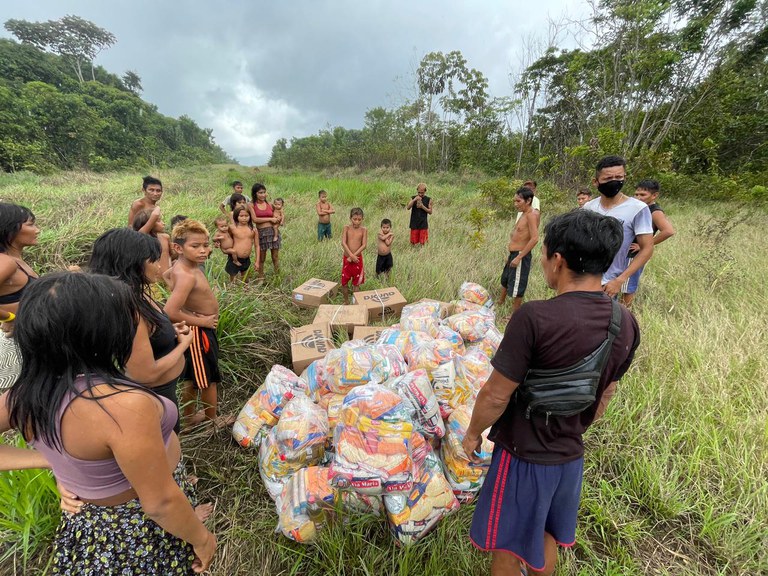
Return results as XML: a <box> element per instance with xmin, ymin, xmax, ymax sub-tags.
<box><xmin>2</xmin><ymin>1</ymin><xmax>590</xmax><ymax>165</ymax></box>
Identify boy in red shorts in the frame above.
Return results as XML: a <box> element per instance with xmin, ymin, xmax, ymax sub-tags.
<box><xmin>341</xmin><ymin>207</ymin><xmax>367</xmax><ymax>304</ymax></box>
<box><xmin>407</xmin><ymin>183</ymin><xmax>432</xmax><ymax>245</ymax></box>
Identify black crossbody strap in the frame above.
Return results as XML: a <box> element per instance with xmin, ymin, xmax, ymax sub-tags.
<box><xmin>598</xmin><ymin>299</ymin><xmax>622</xmax><ymax>372</ymax></box>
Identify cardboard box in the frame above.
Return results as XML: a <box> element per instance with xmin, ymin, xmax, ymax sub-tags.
<box><xmin>352</xmin><ymin>288</ymin><xmax>408</xmax><ymax>321</ymax></box>
<box><xmin>352</xmin><ymin>325</ymin><xmax>386</xmax><ymax>345</ymax></box>
<box><xmin>313</xmin><ymin>304</ymin><xmax>368</xmax><ymax>335</ymax></box>
<box><xmin>290</xmin><ymin>322</ymin><xmax>335</xmax><ymax>374</ymax></box>
<box><xmin>292</xmin><ymin>278</ymin><xmax>339</xmax><ymax>309</ymax></box>
<box><xmin>418</xmin><ymin>298</ymin><xmax>453</xmax><ymax>319</ymax></box>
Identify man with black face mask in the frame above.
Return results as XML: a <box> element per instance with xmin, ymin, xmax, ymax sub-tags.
<box><xmin>583</xmin><ymin>155</ymin><xmax>653</xmax><ymax>297</ymax></box>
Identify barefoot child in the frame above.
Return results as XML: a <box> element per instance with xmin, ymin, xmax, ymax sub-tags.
<box><xmin>341</xmin><ymin>207</ymin><xmax>367</xmax><ymax>304</ymax></box>
<box><xmin>212</xmin><ymin>215</ymin><xmax>238</xmax><ymax>265</ymax></box>
<box><xmin>164</xmin><ymin>219</ymin><xmax>231</xmax><ymax>427</ymax></box>
<box><xmin>226</xmin><ymin>207</ymin><xmax>259</xmax><ymax>282</ymax></box>
<box><xmin>271</xmin><ymin>198</ymin><xmax>285</xmax><ymax>239</ymax></box>
<box><xmin>376</xmin><ymin>218</ymin><xmax>394</xmax><ymax>281</ymax></box>
<box><xmin>132</xmin><ymin>206</ymin><xmax>172</xmax><ymax>276</ymax></box>
<box><xmin>316</xmin><ymin>190</ymin><xmax>335</xmax><ymax>241</ymax></box>
<box><xmin>498</xmin><ymin>187</ymin><xmax>539</xmax><ymax>313</ymax></box>
<box><xmin>128</xmin><ymin>175</ymin><xmax>163</xmax><ymax>226</ymax></box>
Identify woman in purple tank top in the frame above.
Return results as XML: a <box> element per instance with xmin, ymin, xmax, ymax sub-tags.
<box><xmin>0</xmin><ymin>272</ymin><xmax>216</xmax><ymax>575</ymax></box>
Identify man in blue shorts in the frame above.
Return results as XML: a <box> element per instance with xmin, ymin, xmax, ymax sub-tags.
<box><xmin>463</xmin><ymin>210</ymin><xmax>641</xmax><ymax>576</ymax></box>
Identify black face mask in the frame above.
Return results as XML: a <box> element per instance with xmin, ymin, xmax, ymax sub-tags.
<box><xmin>598</xmin><ymin>180</ymin><xmax>624</xmax><ymax>198</ymax></box>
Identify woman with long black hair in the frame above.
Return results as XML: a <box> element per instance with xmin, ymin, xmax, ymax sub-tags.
<box><xmin>0</xmin><ymin>272</ymin><xmax>216</xmax><ymax>574</ymax></box>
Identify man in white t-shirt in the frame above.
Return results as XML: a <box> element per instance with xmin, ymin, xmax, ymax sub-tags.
<box><xmin>583</xmin><ymin>156</ymin><xmax>653</xmax><ymax>297</ymax></box>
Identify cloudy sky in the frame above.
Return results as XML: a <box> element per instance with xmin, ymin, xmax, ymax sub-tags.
<box><xmin>2</xmin><ymin>1</ymin><xmax>589</xmax><ymax>165</ymax></box>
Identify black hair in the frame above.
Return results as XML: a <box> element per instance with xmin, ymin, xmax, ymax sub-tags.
<box><xmin>232</xmin><ymin>180</ymin><xmax>243</xmax><ymax>188</ymax></box>
<box><xmin>170</xmin><ymin>214</ymin><xmax>188</xmax><ymax>228</ymax></box>
<box><xmin>229</xmin><ymin>193</ymin><xmax>247</xmax><ymax>211</ymax></box>
<box><xmin>233</xmin><ymin>206</ymin><xmax>253</xmax><ymax>228</ymax></box>
<box><xmin>318</xmin><ymin>190</ymin><xmax>327</xmax><ymax>197</ymax></box>
<box><xmin>251</xmin><ymin>182</ymin><xmax>267</xmax><ymax>203</ymax></box>
<box><xmin>273</xmin><ymin>197</ymin><xmax>284</xmax><ymax>205</ymax></box>
<box><xmin>7</xmin><ymin>272</ymin><xmax>141</xmax><ymax>449</ymax></box>
<box><xmin>0</xmin><ymin>203</ymin><xmax>36</xmax><ymax>253</ymax></box>
<box><xmin>131</xmin><ymin>208</ymin><xmax>158</xmax><ymax>235</ymax></box>
<box><xmin>350</xmin><ymin>207</ymin><xmax>364</xmax><ymax>218</ymax></box>
<box><xmin>543</xmin><ymin>210</ymin><xmax>622</xmax><ymax>276</ymax></box>
<box><xmin>636</xmin><ymin>179</ymin><xmax>660</xmax><ymax>193</ymax></box>
<box><xmin>142</xmin><ymin>175</ymin><xmax>162</xmax><ymax>190</ymax></box>
<box><xmin>381</xmin><ymin>218</ymin><xmax>392</xmax><ymax>226</ymax></box>
<box><xmin>516</xmin><ymin>187</ymin><xmax>535</xmax><ymax>203</ymax></box>
<box><xmin>523</xmin><ymin>179</ymin><xmax>537</xmax><ymax>188</ymax></box>
<box><xmin>89</xmin><ymin>228</ymin><xmax>164</xmax><ymax>334</ymax></box>
<box><xmin>595</xmin><ymin>155</ymin><xmax>626</xmax><ymax>175</ymax></box>
<box><xmin>576</xmin><ymin>188</ymin><xmax>591</xmax><ymax>196</ymax></box>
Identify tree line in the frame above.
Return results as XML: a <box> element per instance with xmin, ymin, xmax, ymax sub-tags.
<box><xmin>268</xmin><ymin>0</ymin><xmax>768</xmax><ymax>197</ymax></box>
<box><xmin>0</xmin><ymin>15</ymin><xmax>231</xmax><ymax>173</ymax></box>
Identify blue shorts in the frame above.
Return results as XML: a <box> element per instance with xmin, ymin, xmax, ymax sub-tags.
<box><xmin>318</xmin><ymin>222</ymin><xmax>332</xmax><ymax>240</ymax></box>
<box><xmin>469</xmin><ymin>446</ymin><xmax>583</xmax><ymax>571</ymax></box>
<box><xmin>621</xmin><ymin>256</ymin><xmax>645</xmax><ymax>294</ymax></box>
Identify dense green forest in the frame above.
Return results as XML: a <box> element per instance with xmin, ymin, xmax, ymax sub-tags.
<box><xmin>268</xmin><ymin>0</ymin><xmax>768</xmax><ymax>198</ymax></box>
<box><xmin>0</xmin><ymin>16</ymin><xmax>231</xmax><ymax>173</ymax></box>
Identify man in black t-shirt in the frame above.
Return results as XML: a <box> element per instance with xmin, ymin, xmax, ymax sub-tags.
<box><xmin>406</xmin><ymin>183</ymin><xmax>432</xmax><ymax>245</ymax></box>
<box><xmin>463</xmin><ymin>210</ymin><xmax>640</xmax><ymax>576</ymax></box>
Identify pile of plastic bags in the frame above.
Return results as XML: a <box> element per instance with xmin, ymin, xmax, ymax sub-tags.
<box><xmin>234</xmin><ymin>281</ymin><xmax>504</xmax><ymax>545</ymax></box>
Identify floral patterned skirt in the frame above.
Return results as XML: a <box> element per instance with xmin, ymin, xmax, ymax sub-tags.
<box><xmin>51</xmin><ymin>461</ymin><xmax>197</xmax><ymax>575</ymax></box>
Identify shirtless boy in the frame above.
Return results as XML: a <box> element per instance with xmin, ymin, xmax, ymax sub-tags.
<box><xmin>225</xmin><ymin>207</ymin><xmax>259</xmax><ymax>282</ymax></box>
<box><xmin>128</xmin><ymin>176</ymin><xmax>163</xmax><ymax>226</ymax></box>
<box><xmin>316</xmin><ymin>190</ymin><xmax>335</xmax><ymax>241</ymax></box>
<box><xmin>163</xmin><ymin>220</ymin><xmax>230</xmax><ymax>427</ymax></box>
<box><xmin>271</xmin><ymin>198</ymin><xmax>285</xmax><ymax>239</ymax></box>
<box><xmin>132</xmin><ymin>206</ymin><xmax>172</xmax><ymax>276</ymax></box>
<box><xmin>341</xmin><ymin>207</ymin><xmax>367</xmax><ymax>304</ymax></box>
<box><xmin>498</xmin><ymin>187</ymin><xmax>539</xmax><ymax>312</ymax></box>
<box><xmin>376</xmin><ymin>218</ymin><xmax>394</xmax><ymax>281</ymax></box>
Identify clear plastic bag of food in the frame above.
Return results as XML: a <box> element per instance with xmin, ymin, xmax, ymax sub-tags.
<box><xmin>384</xmin><ymin>433</ymin><xmax>460</xmax><ymax>545</ymax></box>
<box><xmin>455</xmin><ymin>348</ymin><xmax>492</xmax><ymax>396</ymax></box>
<box><xmin>469</xmin><ymin>324</ymin><xmax>503</xmax><ymax>359</ymax></box>
<box><xmin>232</xmin><ymin>365</ymin><xmax>308</xmax><ymax>449</ymax></box>
<box><xmin>276</xmin><ymin>466</ymin><xmax>336</xmax><ymax>543</ymax></box>
<box><xmin>377</xmin><ymin>328</ymin><xmax>433</xmax><ymax>358</ymax></box>
<box><xmin>404</xmin><ymin>338</ymin><xmax>455</xmax><ymax>374</ymax></box>
<box><xmin>440</xmin><ymin>405</ymin><xmax>494</xmax><ymax>503</ymax></box>
<box><xmin>449</xmin><ymin>299</ymin><xmax>485</xmax><ymax>315</ymax></box>
<box><xmin>329</xmin><ymin>383</ymin><xmax>414</xmax><ymax>494</ymax></box>
<box><xmin>259</xmin><ymin>396</ymin><xmax>329</xmax><ymax>501</ymax></box>
<box><xmin>431</xmin><ymin>359</ymin><xmax>469</xmax><ymax>420</ymax></box>
<box><xmin>386</xmin><ymin>369</ymin><xmax>445</xmax><ymax>439</ymax></box>
<box><xmin>444</xmin><ymin>309</ymin><xmax>494</xmax><ymax>343</ymax></box>
<box><xmin>435</xmin><ymin>325</ymin><xmax>465</xmax><ymax>356</ymax></box>
<box><xmin>322</xmin><ymin>346</ymin><xmax>400</xmax><ymax>394</ymax></box>
<box><xmin>458</xmin><ymin>282</ymin><xmax>492</xmax><ymax>307</ymax></box>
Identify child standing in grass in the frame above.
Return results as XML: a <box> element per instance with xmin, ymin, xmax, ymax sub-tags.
<box><xmin>376</xmin><ymin>218</ymin><xmax>394</xmax><ymax>281</ymax></box>
<box><xmin>341</xmin><ymin>207</ymin><xmax>367</xmax><ymax>304</ymax></box>
<box><xmin>132</xmin><ymin>206</ymin><xmax>172</xmax><ymax>276</ymax></box>
<box><xmin>225</xmin><ymin>207</ymin><xmax>259</xmax><ymax>282</ymax></box>
<box><xmin>164</xmin><ymin>219</ymin><xmax>232</xmax><ymax>428</ymax></box>
<box><xmin>128</xmin><ymin>175</ymin><xmax>163</xmax><ymax>226</ymax></box>
<box><xmin>218</xmin><ymin>181</ymin><xmax>245</xmax><ymax>214</ymax></box>
<box><xmin>316</xmin><ymin>190</ymin><xmax>335</xmax><ymax>241</ymax></box>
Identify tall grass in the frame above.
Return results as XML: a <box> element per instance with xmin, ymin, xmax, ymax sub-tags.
<box><xmin>0</xmin><ymin>166</ymin><xmax>765</xmax><ymax>575</ymax></box>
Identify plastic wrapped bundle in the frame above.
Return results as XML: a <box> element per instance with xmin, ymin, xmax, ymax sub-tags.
<box><xmin>329</xmin><ymin>383</ymin><xmax>415</xmax><ymax>494</ymax></box>
<box><xmin>304</xmin><ymin>358</ymin><xmax>330</xmax><ymax>402</ymax></box>
<box><xmin>440</xmin><ymin>405</ymin><xmax>494</xmax><ymax>503</ymax></box>
<box><xmin>400</xmin><ymin>314</ymin><xmax>440</xmax><ymax>337</ymax></box>
<box><xmin>385</xmin><ymin>433</ymin><xmax>460</xmax><ymax>545</ymax></box>
<box><xmin>276</xmin><ymin>466</ymin><xmax>383</xmax><ymax>543</ymax></box>
<box><xmin>458</xmin><ymin>282</ymin><xmax>492</xmax><ymax>306</ymax></box>
<box><xmin>401</xmin><ymin>301</ymin><xmax>441</xmax><ymax>320</ymax></box>
<box><xmin>321</xmin><ymin>346</ymin><xmax>402</xmax><ymax>395</ymax></box>
<box><xmin>431</xmin><ymin>360</ymin><xmax>472</xmax><ymax>420</ymax></box>
<box><xmin>318</xmin><ymin>392</ymin><xmax>346</xmax><ymax>450</ymax></box>
<box><xmin>232</xmin><ymin>365</ymin><xmax>309</xmax><ymax>449</ymax></box>
<box><xmin>435</xmin><ymin>325</ymin><xmax>465</xmax><ymax>356</ymax></box>
<box><xmin>404</xmin><ymin>339</ymin><xmax>455</xmax><ymax>374</ymax></box>
<box><xmin>386</xmin><ymin>369</ymin><xmax>445</xmax><ymax>439</ymax></box>
<box><xmin>259</xmin><ymin>396</ymin><xmax>329</xmax><ymax>501</ymax></box>
<box><xmin>449</xmin><ymin>299</ymin><xmax>484</xmax><ymax>315</ymax></box>
<box><xmin>444</xmin><ymin>309</ymin><xmax>494</xmax><ymax>343</ymax></box>
<box><xmin>371</xmin><ymin>344</ymin><xmax>409</xmax><ymax>382</ymax></box>
<box><xmin>377</xmin><ymin>328</ymin><xmax>433</xmax><ymax>358</ymax></box>
<box><xmin>455</xmin><ymin>348</ymin><xmax>492</xmax><ymax>396</ymax></box>
<box><xmin>469</xmin><ymin>324</ymin><xmax>503</xmax><ymax>359</ymax></box>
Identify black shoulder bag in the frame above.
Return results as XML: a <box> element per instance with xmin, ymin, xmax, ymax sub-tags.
<box><xmin>517</xmin><ymin>298</ymin><xmax>622</xmax><ymax>422</ymax></box>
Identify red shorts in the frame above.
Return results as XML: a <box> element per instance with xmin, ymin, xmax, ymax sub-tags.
<box><xmin>341</xmin><ymin>254</ymin><xmax>365</xmax><ymax>287</ymax></box>
<box><xmin>410</xmin><ymin>229</ymin><xmax>429</xmax><ymax>245</ymax></box>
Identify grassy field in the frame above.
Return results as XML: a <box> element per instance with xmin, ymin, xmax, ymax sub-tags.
<box><xmin>0</xmin><ymin>165</ymin><xmax>766</xmax><ymax>576</ymax></box>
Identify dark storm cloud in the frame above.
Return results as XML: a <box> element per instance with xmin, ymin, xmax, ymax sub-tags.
<box><xmin>1</xmin><ymin>0</ymin><xmax>586</xmax><ymax>163</ymax></box>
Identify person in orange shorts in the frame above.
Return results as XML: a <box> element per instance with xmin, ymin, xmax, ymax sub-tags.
<box><xmin>341</xmin><ymin>207</ymin><xmax>367</xmax><ymax>304</ymax></box>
